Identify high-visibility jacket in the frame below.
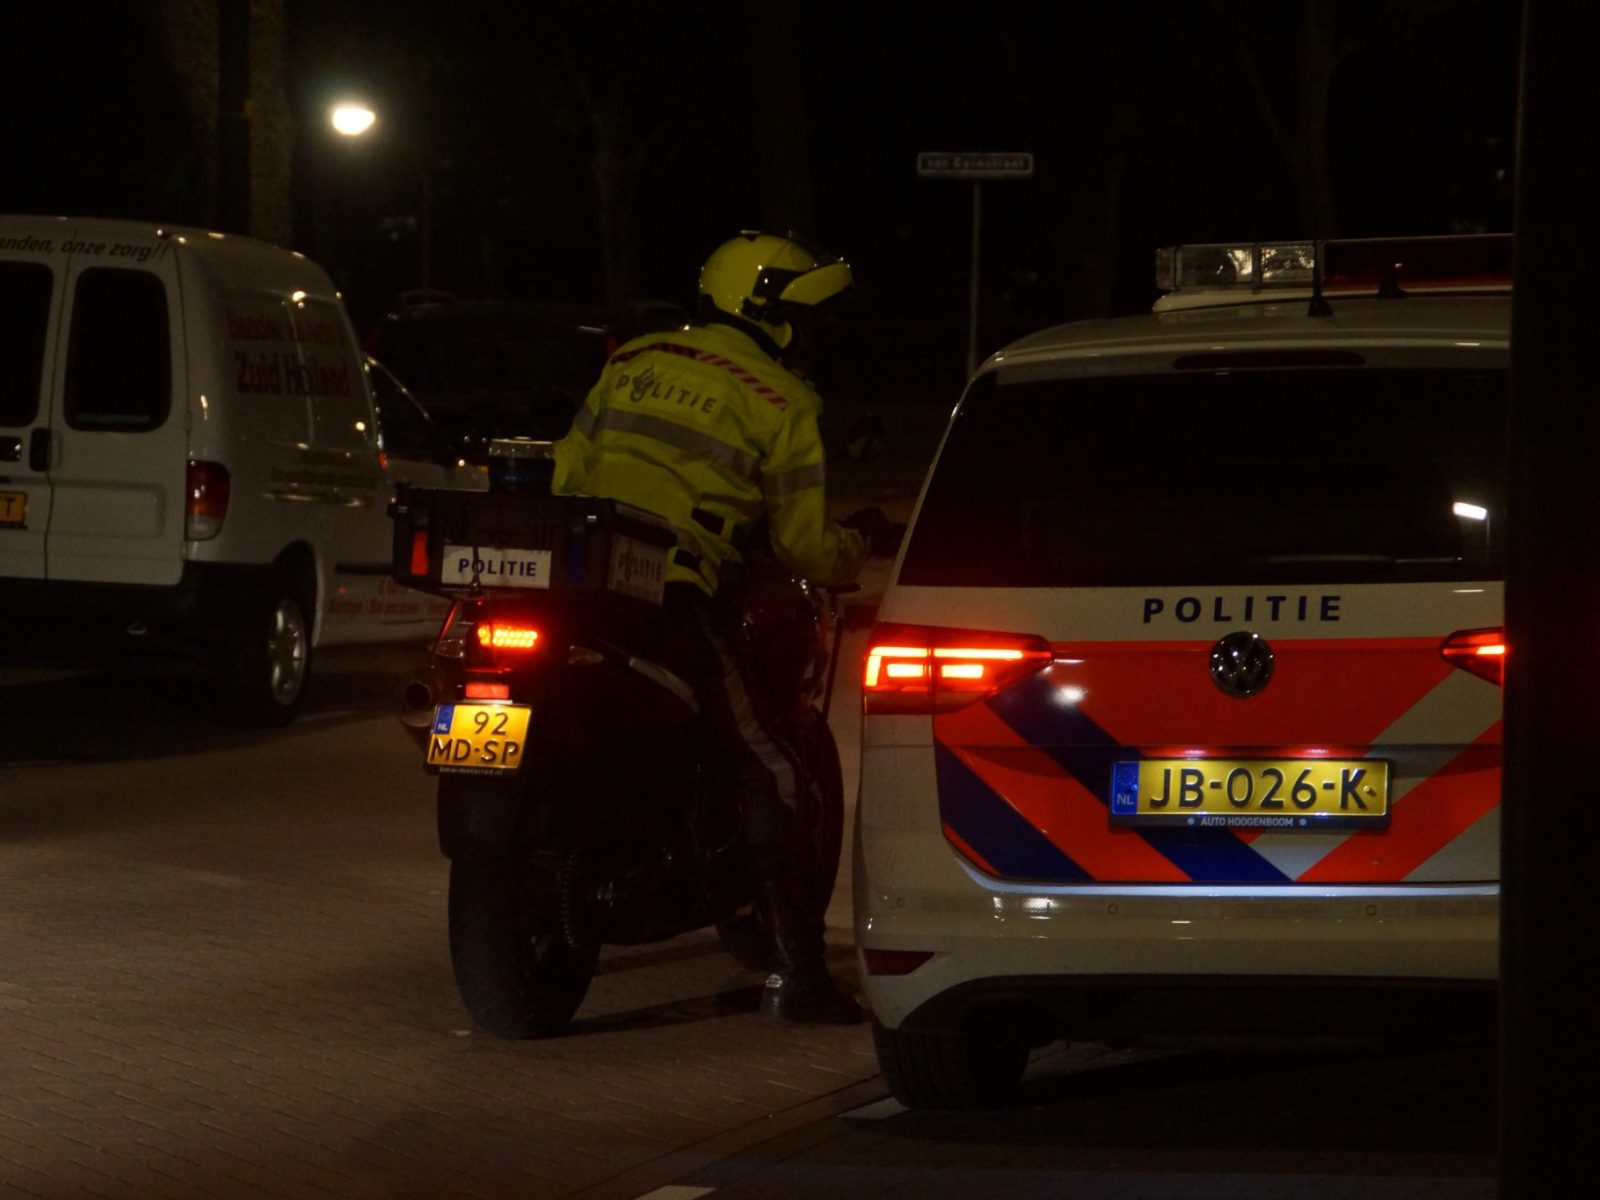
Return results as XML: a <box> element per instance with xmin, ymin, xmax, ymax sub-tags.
<box><xmin>551</xmin><ymin>321</ymin><xmax>866</xmax><ymax>596</ymax></box>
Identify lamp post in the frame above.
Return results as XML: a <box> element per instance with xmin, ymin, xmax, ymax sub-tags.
<box><xmin>324</xmin><ymin>102</ymin><xmax>378</xmax><ymax>279</ymax></box>
<box><xmin>327</xmin><ymin>100</ymin><xmax>432</xmax><ymax>293</ymax></box>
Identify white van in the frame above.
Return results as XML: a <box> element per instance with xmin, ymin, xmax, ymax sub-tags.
<box><xmin>0</xmin><ymin>215</ymin><xmax>474</xmax><ymax>725</ymax></box>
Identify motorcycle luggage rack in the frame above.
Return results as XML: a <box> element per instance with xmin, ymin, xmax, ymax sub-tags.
<box><xmin>389</xmin><ymin>486</ymin><xmax>677</xmax><ymax>606</ymax></box>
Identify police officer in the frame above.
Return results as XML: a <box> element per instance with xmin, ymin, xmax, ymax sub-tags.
<box><xmin>551</xmin><ymin>231</ymin><xmax>892</xmax><ymax>1024</ymax></box>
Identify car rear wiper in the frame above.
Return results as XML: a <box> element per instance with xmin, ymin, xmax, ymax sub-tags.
<box><xmin>1249</xmin><ymin>553</ymin><xmax>1463</xmax><ymax>567</ymax></box>
<box><xmin>1253</xmin><ymin>554</ymin><xmax>1396</xmax><ymax>565</ymax></box>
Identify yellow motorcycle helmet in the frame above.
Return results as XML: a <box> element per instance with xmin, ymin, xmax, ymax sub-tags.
<box><xmin>698</xmin><ymin>232</ymin><xmax>853</xmax><ymax>352</ymax></box>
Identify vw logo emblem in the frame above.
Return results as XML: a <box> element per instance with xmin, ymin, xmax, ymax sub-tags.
<box><xmin>1211</xmin><ymin>631</ymin><xmax>1274</xmax><ymax>698</ymax></box>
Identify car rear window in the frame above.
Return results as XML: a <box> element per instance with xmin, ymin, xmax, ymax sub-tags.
<box><xmin>899</xmin><ymin>367</ymin><xmax>1507</xmax><ymax>588</ymax></box>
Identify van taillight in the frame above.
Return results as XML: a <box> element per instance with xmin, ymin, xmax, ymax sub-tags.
<box><xmin>864</xmin><ymin>624</ymin><xmax>1053</xmax><ymax>714</ymax></box>
<box><xmin>185</xmin><ymin>460</ymin><xmax>231</xmax><ymax>540</ymax></box>
<box><xmin>1441</xmin><ymin>627</ymin><xmax>1507</xmax><ymax>687</ymax></box>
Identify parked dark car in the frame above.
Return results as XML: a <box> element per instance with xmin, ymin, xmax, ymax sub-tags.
<box><xmin>364</xmin><ymin>293</ymin><xmax>689</xmax><ymax>461</ymax></box>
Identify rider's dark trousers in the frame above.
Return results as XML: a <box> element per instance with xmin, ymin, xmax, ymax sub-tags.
<box><xmin>652</xmin><ymin>582</ymin><xmax>802</xmax><ymax>883</ymax></box>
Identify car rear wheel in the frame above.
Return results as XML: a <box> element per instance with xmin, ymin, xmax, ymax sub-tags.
<box><xmin>871</xmin><ymin>1017</ymin><xmax>1030</xmax><ymax>1110</ymax></box>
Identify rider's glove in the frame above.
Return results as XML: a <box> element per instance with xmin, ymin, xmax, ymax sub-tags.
<box><xmin>842</xmin><ymin>507</ymin><xmax>900</xmax><ymax>558</ymax></box>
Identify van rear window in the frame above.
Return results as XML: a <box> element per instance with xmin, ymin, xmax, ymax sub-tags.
<box><xmin>65</xmin><ymin>268</ymin><xmax>171</xmax><ymax>431</ymax></box>
<box><xmin>0</xmin><ymin>262</ymin><xmax>52</xmax><ymax>427</ymax></box>
<box><xmin>898</xmin><ymin>367</ymin><xmax>1507</xmax><ymax>588</ymax></box>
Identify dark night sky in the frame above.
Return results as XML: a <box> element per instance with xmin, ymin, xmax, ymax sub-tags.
<box><xmin>1</xmin><ymin>0</ymin><xmax>1523</xmax><ymax>387</ymax></box>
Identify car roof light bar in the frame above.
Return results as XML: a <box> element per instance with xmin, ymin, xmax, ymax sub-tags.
<box><xmin>1156</xmin><ymin>233</ymin><xmax>1513</xmax><ymax>298</ymax></box>
<box><xmin>1156</xmin><ymin>241</ymin><xmax>1316</xmax><ymax>293</ymax></box>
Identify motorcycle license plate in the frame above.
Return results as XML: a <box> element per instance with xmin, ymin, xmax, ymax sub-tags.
<box><xmin>426</xmin><ymin>703</ymin><xmax>531</xmax><ymax>774</ymax></box>
<box><xmin>1109</xmin><ymin>758</ymin><xmax>1389</xmax><ymax>830</ymax></box>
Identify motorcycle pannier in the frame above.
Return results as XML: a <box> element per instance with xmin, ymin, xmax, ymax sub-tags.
<box><xmin>390</xmin><ymin>487</ymin><xmax>676</xmax><ymax>605</ymax></box>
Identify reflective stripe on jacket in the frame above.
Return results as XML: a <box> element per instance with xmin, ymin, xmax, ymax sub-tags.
<box><xmin>551</xmin><ymin>322</ymin><xmax>866</xmax><ymax>595</ymax></box>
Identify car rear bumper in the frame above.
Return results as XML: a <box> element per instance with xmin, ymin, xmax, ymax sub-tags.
<box><xmin>854</xmin><ymin>826</ymin><xmax>1498</xmax><ymax>1032</ymax></box>
<box><xmin>855</xmin><ymin>734</ymin><xmax>1499</xmax><ymax>1034</ymax></box>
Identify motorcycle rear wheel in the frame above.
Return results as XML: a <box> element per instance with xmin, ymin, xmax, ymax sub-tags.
<box><xmin>715</xmin><ymin>707</ymin><xmax>846</xmax><ymax>971</ymax></box>
<box><xmin>448</xmin><ymin>855</ymin><xmax>599</xmax><ymax>1038</ymax></box>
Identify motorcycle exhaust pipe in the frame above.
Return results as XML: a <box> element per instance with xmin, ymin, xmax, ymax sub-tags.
<box><xmin>397</xmin><ymin>660</ymin><xmax>450</xmax><ymax>747</ymax></box>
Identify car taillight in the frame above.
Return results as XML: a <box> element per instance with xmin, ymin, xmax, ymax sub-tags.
<box><xmin>185</xmin><ymin>460</ymin><xmax>230</xmax><ymax>540</ymax></box>
<box><xmin>1441</xmin><ymin>627</ymin><xmax>1507</xmax><ymax>687</ymax></box>
<box><xmin>861</xmin><ymin>948</ymin><xmax>935</xmax><ymax>976</ymax></box>
<box><xmin>864</xmin><ymin>624</ymin><xmax>1053</xmax><ymax>714</ymax></box>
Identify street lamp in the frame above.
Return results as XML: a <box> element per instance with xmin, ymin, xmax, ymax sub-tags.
<box><xmin>330</xmin><ymin>103</ymin><xmax>376</xmax><ymax>138</ymax></box>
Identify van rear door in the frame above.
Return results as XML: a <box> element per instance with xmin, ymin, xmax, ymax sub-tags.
<box><xmin>0</xmin><ymin>252</ymin><xmax>65</xmax><ymax>580</ymax></box>
<box><xmin>45</xmin><ymin>234</ymin><xmax>187</xmax><ymax>585</ymax></box>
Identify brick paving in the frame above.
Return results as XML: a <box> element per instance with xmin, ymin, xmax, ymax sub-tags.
<box><xmin>672</xmin><ymin>1039</ymin><xmax>1498</xmax><ymax>1200</ymax></box>
<box><xmin>1</xmin><ymin>627</ymin><xmax>1500</xmax><ymax>1200</ymax></box>
<box><xmin>0</xmin><ymin>664</ymin><xmax>881</xmax><ymax>1199</ymax></box>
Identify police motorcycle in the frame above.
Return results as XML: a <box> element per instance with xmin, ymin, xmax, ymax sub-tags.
<box><xmin>390</xmin><ymin>434</ymin><xmax>882</xmax><ymax>1038</ymax></box>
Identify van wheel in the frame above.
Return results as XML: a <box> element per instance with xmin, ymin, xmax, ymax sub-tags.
<box><xmin>211</xmin><ymin>581</ymin><xmax>312</xmax><ymax>726</ymax></box>
<box><xmin>871</xmin><ymin>1017</ymin><xmax>1029</xmax><ymax>1110</ymax></box>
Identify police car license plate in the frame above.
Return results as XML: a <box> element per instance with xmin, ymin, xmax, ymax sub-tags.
<box><xmin>1109</xmin><ymin>758</ymin><xmax>1389</xmax><ymax>831</ymax></box>
<box><xmin>426</xmin><ymin>703</ymin><xmax>532</xmax><ymax>773</ymax></box>
<box><xmin>0</xmin><ymin>490</ymin><xmax>25</xmax><ymax>528</ymax></box>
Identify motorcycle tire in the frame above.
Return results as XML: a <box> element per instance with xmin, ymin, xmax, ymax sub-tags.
<box><xmin>448</xmin><ymin>855</ymin><xmax>599</xmax><ymax>1038</ymax></box>
<box><xmin>714</xmin><ymin>707</ymin><xmax>846</xmax><ymax>971</ymax></box>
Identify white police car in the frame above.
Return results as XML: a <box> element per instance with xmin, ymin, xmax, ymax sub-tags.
<box><xmin>854</xmin><ymin>235</ymin><xmax>1510</xmax><ymax>1108</ymax></box>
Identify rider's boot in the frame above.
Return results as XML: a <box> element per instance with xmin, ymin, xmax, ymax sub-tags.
<box><xmin>757</xmin><ymin>870</ymin><xmax>863</xmax><ymax>1025</ymax></box>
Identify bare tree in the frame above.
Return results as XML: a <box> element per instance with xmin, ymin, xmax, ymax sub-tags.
<box><xmin>1213</xmin><ymin>0</ymin><xmax>1472</xmax><ymax>239</ymax></box>
<box><xmin>1217</xmin><ymin>0</ymin><xmax>1345</xmax><ymax>237</ymax></box>
<box><xmin>744</xmin><ymin>1</ymin><xmax>816</xmax><ymax>238</ymax></box>
<box><xmin>155</xmin><ymin>0</ymin><xmax>291</xmax><ymax>243</ymax></box>
<box><xmin>156</xmin><ymin>0</ymin><xmax>217</xmax><ymax>223</ymax></box>
<box><xmin>994</xmin><ymin>4</ymin><xmax>1185</xmax><ymax>319</ymax></box>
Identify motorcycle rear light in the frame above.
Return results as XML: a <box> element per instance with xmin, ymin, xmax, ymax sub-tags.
<box><xmin>409</xmin><ymin>529</ymin><xmax>429</xmax><ymax>576</ymax></box>
<box><xmin>864</xmin><ymin>624</ymin><xmax>1053</xmax><ymax>714</ymax></box>
<box><xmin>476</xmin><ymin>622</ymin><xmax>540</xmax><ymax>651</ymax></box>
<box><xmin>464</xmin><ymin>682</ymin><xmax>511</xmax><ymax>700</ymax></box>
<box><xmin>1441</xmin><ymin>627</ymin><xmax>1507</xmax><ymax>687</ymax></box>
<box><xmin>862</xmin><ymin>948</ymin><xmax>935</xmax><ymax>976</ymax></box>
<box><xmin>184</xmin><ymin>460</ymin><xmax>230</xmax><ymax>540</ymax></box>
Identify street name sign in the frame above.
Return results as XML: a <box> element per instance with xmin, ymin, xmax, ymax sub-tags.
<box><xmin>916</xmin><ymin>152</ymin><xmax>1034</xmax><ymax>179</ymax></box>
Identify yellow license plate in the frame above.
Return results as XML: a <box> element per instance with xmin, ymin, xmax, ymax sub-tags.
<box><xmin>426</xmin><ymin>703</ymin><xmax>531</xmax><ymax>773</ymax></box>
<box><xmin>1110</xmin><ymin>758</ymin><xmax>1389</xmax><ymax>830</ymax></box>
<box><xmin>0</xmin><ymin>490</ymin><xmax>25</xmax><ymax>528</ymax></box>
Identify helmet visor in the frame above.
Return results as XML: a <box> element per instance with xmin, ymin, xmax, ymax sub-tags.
<box><xmin>770</xmin><ymin>259</ymin><xmax>854</xmax><ymax>310</ymax></box>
